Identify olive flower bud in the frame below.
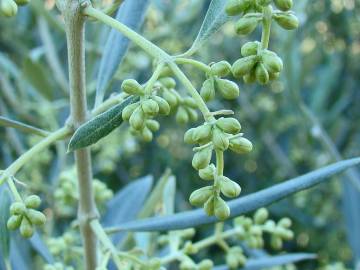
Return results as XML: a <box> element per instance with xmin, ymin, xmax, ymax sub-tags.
<box><xmin>24</xmin><ymin>195</ymin><xmax>41</xmax><ymax>209</ymax></box>
<box><xmin>210</xmin><ymin>61</ymin><xmax>231</xmax><ymax>77</ymax></box>
<box><xmin>146</xmin><ymin>119</ymin><xmax>160</xmax><ymax>132</ymax></box>
<box><xmin>20</xmin><ymin>217</ymin><xmax>34</xmax><ymax>238</ymax></box>
<box><xmin>122</xmin><ymin>102</ymin><xmax>139</xmax><ymax>121</ymax></box>
<box><xmin>159</xmin><ymin>77</ymin><xmax>176</xmax><ymax>89</ymax></box>
<box><xmin>212</xmin><ymin>128</ymin><xmax>229</xmax><ymax>151</ymax></box>
<box><xmin>129</xmin><ymin>107</ymin><xmax>145</xmax><ymax>130</ymax></box>
<box><xmin>152</xmin><ymin>96</ymin><xmax>170</xmax><ymax>115</ymax></box>
<box><xmin>10</xmin><ymin>202</ymin><xmax>26</xmax><ymax>215</ymax></box>
<box><xmin>199</xmin><ymin>164</ymin><xmax>216</xmax><ymax>181</ymax></box>
<box><xmin>200</xmin><ymin>78</ymin><xmax>215</xmax><ymax>102</ymax></box>
<box><xmin>141</xmin><ymin>127</ymin><xmax>153</xmax><ymax>142</ymax></box>
<box><xmin>14</xmin><ymin>0</ymin><xmax>29</xmax><ymax>5</ymax></box>
<box><xmin>261</xmin><ymin>51</ymin><xmax>283</xmax><ymax>73</ymax></box>
<box><xmin>121</xmin><ymin>79</ymin><xmax>144</xmax><ymax>95</ymax></box>
<box><xmin>193</xmin><ymin>124</ymin><xmax>212</xmax><ymax>143</ymax></box>
<box><xmin>184</xmin><ymin>128</ymin><xmax>197</xmax><ymax>144</ymax></box>
<box><xmin>229</xmin><ymin>137</ymin><xmax>253</xmax><ymax>154</ymax></box>
<box><xmin>254</xmin><ymin>208</ymin><xmax>269</xmax><ymax>224</ymax></box>
<box><xmin>141</xmin><ymin>99</ymin><xmax>159</xmax><ymax>117</ymax></box>
<box><xmin>235</xmin><ymin>16</ymin><xmax>260</xmax><ymax>35</ymax></box>
<box><xmin>176</xmin><ymin>106</ymin><xmax>189</xmax><ymax>125</ymax></box>
<box><xmin>273</xmin><ymin>13</ymin><xmax>299</xmax><ymax>30</ymax></box>
<box><xmin>225</xmin><ymin>0</ymin><xmax>250</xmax><ymax>16</ymax></box>
<box><xmin>241</xmin><ymin>41</ymin><xmax>260</xmax><ymax>57</ymax></box>
<box><xmin>192</xmin><ymin>146</ymin><xmax>212</xmax><ymax>170</ymax></box>
<box><xmin>27</xmin><ymin>209</ymin><xmax>46</xmax><ymax>226</ymax></box>
<box><xmin>189</xmin><ymin>186</ymin><xmax>213</xmax><ymax>206</ymax></box>
<box><xmin>7</xmin><ymin>215</ymin><xmax>22</xmax><ymax>230</ymax></box>
<box><xmin>214</xmin><ymin>196</ymin><xmax>230</xmax><ymax>220</ymax></box>
<box><xmin>216</xmin><ymin>117</ymin><xmax>241</xmax><ymax>134</ymax></box>
<box><xmin>278</xmin><ymin>217</ymin><xmax>292</xmax><ymax>228</ymax></box>
<box><xmin>198</xmin><ymin>259</ymin><xmax>213</xmax><ymax>270</ymax></box>
<box><xmin>219</xmin><ymin>176</ymin><xmax>241</xmax><ymax>198</ymax></box>
<box><xmin>0</xmin><ymin>0</ymin><xmax>17</xmax><ymax>17</ymax></box>
<box><xmin>215</xmin><ymin>78</ymin><xmax>240</xmax><ymax>100</ymax></box>
<box><xmin>232</xmin><ymin>55</ymin><xmax>258</xmax><ymax>78</ymax></box>
<box><xmin>274</xmin><ymin>0</ymin><xmax>293</xmax><ymax>11</ymax></box>
<box><xmin>255</xmin><ymin>63</ymin><xmax>269</xmax><ymax>85</ymax></box>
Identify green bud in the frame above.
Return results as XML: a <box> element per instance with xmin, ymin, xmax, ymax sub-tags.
<box><xmin>146</xmin><ymin>119</ymin><xmax>160</xmax><ymax>132</ymax></box>
<box><xmin>27</xmin><ymin>209</ymin><xmax>46</xmax><ymax>226</ymax></box>
<box><xmin>273</xmin><ymin>13</ymin><xmax>299</xmax><ymax>30</ymax></box>
<box><xmin>226</xmin><ymin>252</ymin><xmax>239</xmax><ymax>269</ymax></box>
<box><xmin>183</xmin><ymin>241</ymin><xmax>199</xmax><ymax>254</ymax></box>
<box><xmin>257</xmin><ymin>0</ymin><xmax>271</xmax><ymax>6</ymax></box>
<box><xmin>129</xmin><ymin>107</ymin><xmax>145</xmax><ymax>130</ymax></box>
<box><xmin>141</xmin><ymin>99</ymin><xmax>159</xmax><ymax>117</ymax></box>
<box><xmin>243</xmin><ymin>71</ymin><xmax>256</xmax><ymax>84</ymax></box>
<box><xmin>189</xmin><ymin>186</ymin><xmax>213</xmax><ymax>207</ymax></box>
<box><xmin>141</xmin><ymin>127</ymin><xmax>153</xmax><ymax>142</ymax></box>
<box><xmin>200</xmin><ymin>78</ymin><xmax>215</xmax><ymax>102</ymax></box>
<box><xmin>211</xmin><ymin>61</ymin><xmax>231</xmax><ymax>77</ymax></box>
<box><xmin>121</xmin><ymin>79</ymin><xmax>143</xmax><ymax>95</ymax></box>
<box><xmin>219</xmin><ymin>176</ymin><xmax>241</xmax><ymax>198</ymax></box>
<box><xmin>14</xmin><ymin>0</ymin><xmax>30</xmax><ymax>6</ymax></box>
<box><xmin>199</xmin><ymin>164</ymin><xmax>216</xmax><ymax>181</ymax></box>
<box><xmin>122</xmin><ymin>102</ymin><xmax>139</xmax><ymax>121</ymax></box>
<box><xmin>152</xmin><ymin>96</ymin><xmax>170</xmax><ymax>115</ymax></box>
<box><xmin>229</xmin><ymin>137</ymin><xmax>253</xmax><ymax>154</ymax></box>
<box><xmin>7</xmin><ymin>214</ymin><xmax>22</xmax><ymax>230</ymax></box>
<box><xmin>176</xmin><ymin>106</ymin><xmax>189</xmax><ymax>125</ymax></box>
<box><xmin>270</xmin><ymin>235</ymin><xmax>283</xmax><ymax>250</ymax></box>
<box><xmin>204</xmin><ymin>196</ymin><xmax>214</xmax><ymax>216</ymax></box>
<box><xmin>159</xmin><ymin>66</ymin><xmax>173</xmax><ymax>77</ymax></box>
<box><xmin>183</xmin><ymin>97</ymin><xmax>198</xmax><ymax>109</ymax></box>
<box><xmin>241</xmin><ymin>41</ymin><xmax>260</xmax><ymax>57</ymax></box>
<box><xmin>184</xmin><ymin>128</ymin><xmax>197</xmax><ymax>144</ymax></box>
<box><xmin>214</xmin><ymin>196</ymin><xmax>230</xmax><ymax>220</ymax></box>
<box><xmin>198</xmin><ymin>259</ymin><xmax>213</xmax><ymax>270</ymax></box>
<box><xmin>182</xmin><ymin>228</ymin><xmax>196</xmax><ymax>239</ymax></box>
<box><xmin>216</xmin><ymin>117</ymin><xmax>241</xmax><ymax>134</ymax></box>
<box><xmin>180</xmin><ymin>260</ymin><xmax>195</xmax><ymax>270</ymax></box>
<box><xmin>159</xmin><ymin>77</ymin><xmax>176</xmax><ymax>89</ymax></box>
<box><xmin>274</xmin><ymin>0</ymin><xmax>293</xmax><ymax>11</ymax></box>
<box><xmin>215</xmin><ymin>78</ymin><xmax>240</xmax><ymax>100</ymax></box>
<box><xmin>232</xmin><ymin>55</ymin><xmax>258</xmax><ymax>78</ymax></box>
<box><xmin>235</xmin><ymin>16</ymin><xmax>259</xmax><ymax>35</ymax></box>
<box><xmin>192</xmin><ymin>146</ymin><xmax>212</xmax><ymax>170</ymax></box>
<box><xmin>20</xmin><ymin>218</ymin><xmax>34</xmax><ymax>238</ymax></box>
<box><xmin>193</xmin><ymin>124</ymin><xmax>212</xmax><ymax>143</ymax></box>
<box><xmin>10</xmin><ymin>202</ymin><xmax>26</xmax><ymax>215</ymax></box>
<box><xmin>24</xmin><ymin>195</ymin><xmax>41</xmax><ymax>209</ymax></box>
<box><xmin>269</xmin><ymin>72</ymin><xmax>280</xmax><ymax>81</ymax></box>
<box><xmin>275</xmin><ymin>226</ymin><xmax>294</xmax><ymax>240</ymax></box>
<box><xmin>162</xmin><ymin>89</ymin><xmax>179</xmax><ymax>108</ymax></box>
<box><xmin>264</xmin><ymin>220</ymin><xmax>276</xmax><ymax>231</ymax></box>
<box><xmin>212</xmin><ymin>128</ymin><xmax>229</xmax><ymax>151</ymax></box>
<box><xmin>255</xmin><ymin>63</ymin><xmax>269</xmax><ymax>85</ymax></box>
<box><xmin>278</xmin><ymin>217</ymin><xmax>292</xmax><ymax>228</ymax></box>
<box><xmin>186</xmin><ymin>108</ymin><xmax>198</xmax><ymax>122</ymax></box>
<box><xmin>0</xmin><ymin>0</ymin><xmax>17</xmax><ymax>17</ymax></box>
<box><xmin>262</xmin><ymin>51</ymin><xmax>283</xmax><ymax>73</ymax></box>
<box><xmin>225</xmin><ymin>0</ymin><xmax>250</xmax><ymax>16</ymax></box>
<box><xmin>254</xmin><ymin>208</ymin><xmax>269</xmax><ymax>224</ymax></box>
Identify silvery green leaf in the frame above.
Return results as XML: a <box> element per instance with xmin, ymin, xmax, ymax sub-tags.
<box><xmin>30</xmin><ymin>232</ymin><xmax>54</xmax><ymax>263</ymax></box>
<box><xmin>0</xmin><ymin>186</ymin><xmax>11</xmax><ymax>262</ymax></box>
<box><xmin>102</xmin><ymin>175</ymin><xmax>153</xmax><ymax>244</ymax></box>
<box><xmin>94</xmin><ymin>0</ymin><xmax>150</xmax><ymax>107</ymax></box>
<box><xmin>110</xmin><ymin>157</ymin><xmax>360</xmax><ymax>231</ymax></box>
<box><xmin>184</xmin><ymin>0</ymin><xmax>230</xmax><ymax>56</ymax></box>
<box><xmin>213</xmin><ymin>253</ymin><xmax>316</xmax><ymax>270</ymax></box>
<box><xmin>68</xmin><ymin>96</ymin><xmax>138</xmax><ymax>152</ymax></box>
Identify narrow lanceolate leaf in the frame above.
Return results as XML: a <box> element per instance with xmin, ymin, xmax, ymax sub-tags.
<box><xmin>184</xmin><ymin>0</ymin><xmax>230</xmax><ymax>57</ymax></box>
<box><xmin>111</xmin><ymin>157</ymin><xmax>360</xmax><ymax>232</ymax></box>
<box><xmin>0</xmin><ymin>186</ymin><xmax>11</xmax><ymax>261</ymax></box>
<box><xmin>29</xmin><ymin>233</ymin><xmax>54</xmax><ymax>264</ymax></box>
<box><xmin>213</xmin><ymin>253</ymin><xmax>316</xmax><ymax>270</ymax></box>
<box><xmin>94</xmin><ymin>0</ymin><xmax>150</xmax><ymax>107</ymax></box>
<box><xmin>68</xmin><ymin>96</ymin><xmax>138</xmax><ymax>152</ymax></box>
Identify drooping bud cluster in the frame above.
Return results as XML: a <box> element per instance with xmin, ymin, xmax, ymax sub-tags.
<box><xmin>233</xmin><ymin>208</ymin><xmax>294</xmax><ymax>250</ymax></box>
<box><xmin>225</xmin><ymin>0</ymin><xmax>299</xmax><ymax>84</ymax></box>
<box><xmin>180</xmin><ymin>258</ymin><xmax>213</xmax><ymax>270</ymax></box>
<box><xmin>7</xmin><ymin>195</ymin><xmax>46</xmax><ymax>238</ymax></box>
<box><xmin>43</xmin><ymin>263</ymin><xmax>75</xmax><ymax>270</ymax></box>
<box><xmin>226</xmin><ymin>247</ymin><xmax>246</xmax><ymax>269</ymax></box>
<box><xmin>200</xmin><ymin>61</ymin><xmax>240</xmax><ymax>101</ymax></box>
<box><xmin>0</xmin><ymin>0</ymin><xmax>30</xmax><ymax>17</ymax></box>
<box><xmin>185</xmin><ymin>117</ymin><xmax>252</xmax><ymax>219</ymax></box>
<box><xmin>54</xmin><ymin>168</ymin><xmax>113</xmax><ymax>216</ymax></box>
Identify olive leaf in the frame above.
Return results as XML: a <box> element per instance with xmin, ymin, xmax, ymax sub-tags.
<box><xmin>213</xmin><ymin>253</ymin><xmax>316</xmax><ymax>270</ymax></box>
<box><xmin>94</xmin><ymin>0</ymin><xmax>150</xmax><ymax>107</ymax></box>
<box><xmin>109</xmin><ymin>157</ymin><xmax>360</xmax><ymax>232</ymax></box>
<box><xmin>68</xmin><ymin>96</ymin><xmax>138</xmax><ymax>152</ymax></box>
<box><xmin>0</xmin><ymin>186</ymin><xmax>11</xmax><ymax>263</ymax></box>
<box><xmin>184</xmin><ymin>0</ymin><xmax>230</xmax><ymax>57</ymax></box>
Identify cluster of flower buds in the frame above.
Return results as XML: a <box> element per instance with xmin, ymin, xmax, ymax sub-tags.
<box><xmin>233</xmin><ymin>208</ymin><xmax>294</xmax><ymax>250</ymax></box>
<box><xmin>54</xmin><ymin>168</ymin><xmax>113</xmax><ymax>216</ymax></box>
<box><xmin>7</xmin><ymin>195</ymin><xmax>46</xmax><ymax>238</ymax></box>
<box><xmin>121</xmin><ymin>79</ymin><xmax>170</xmax><ymax>141</ymax></box>
<box><xmin>226</xmin><ymin>246</ymin><xmax>247</xmax><ymax>269</ymax></box>
<box><xmin>47</xmin><ymin>232</ymin><xmax>78</xmax><ymax>260</ymax></box>
<box><xmin>225</xmin><ymin>0</ymin><xmax>299</xmax><ymax>84</ymax></box>
<box><xmin>232</xmin><ymin>43</ymin><xmax>283</xmax><ymax>84</ymax></box>
<box><xmin>185</xmin><ymin>117</ymin><xmax>252</xmax><ymax>219</ymax></box>
<box><xmin>43</xmin><ymin>263</ymin><xmax>74</xmax><ymax>270</ymax></box>
<box><xmin>0</xmin><ymin>0</ymin><xmax>29</xmax><ymax>17</ymax></box>
<box><xmin>200</xmin><ymin>61</ymin><xmax>240</xmax><ymax>101</ymax></box>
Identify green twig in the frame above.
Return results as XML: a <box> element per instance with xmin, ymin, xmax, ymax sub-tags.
<box><xmin>0</xmin><ymin>116</ymin><xmax>50</xmax><ymax>137</ymax></box>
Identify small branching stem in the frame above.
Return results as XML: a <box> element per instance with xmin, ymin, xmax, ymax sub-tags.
<box><xmin>261</xmin><ymin>6</ymin><xmax>272</xmax><ymax>50</ymax></box>
<box><xmin>64</xmin><ymin>1</ymin><xmax>98</xmax><ymax>269</ymax></box>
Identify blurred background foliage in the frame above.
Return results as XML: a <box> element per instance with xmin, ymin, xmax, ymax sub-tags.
<box><xmin>0</xmin><ymin>0</ymin><xmax>360</xmax><ymax>269</ymax></box>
